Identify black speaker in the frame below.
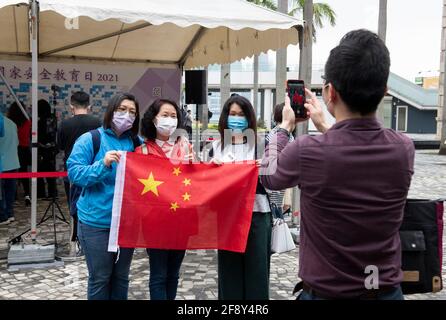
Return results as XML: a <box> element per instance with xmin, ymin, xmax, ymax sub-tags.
<box><xmin>185</xmin><ymin>70</ymin><xmax>207</xmax><ymax>105</ymax></box>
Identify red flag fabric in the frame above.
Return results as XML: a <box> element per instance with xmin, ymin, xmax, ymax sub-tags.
<box><xmin>108</xmin><ymin>152</ymin><xmax>258</xmax><ymax>253</ymax></box>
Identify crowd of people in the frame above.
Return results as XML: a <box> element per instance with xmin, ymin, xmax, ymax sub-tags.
<box><xmin>0</xmin><ymin>97</ymin><xmax>61</xmax><ymax>225</ymax></box>
<box><xmin>0</xmin><ymin>29</ymin><xmax>415</xmax><ymax>301</ymax></box>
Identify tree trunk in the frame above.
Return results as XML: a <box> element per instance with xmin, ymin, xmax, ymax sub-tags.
<box><xmin>378</xmin><ymin>0</ymin><xmax>388</xmax><ymax>43</ymax></box>
<box><xmin>220</xmin><ymin>63</ymin><xmax>231</xmax><ymax>110</ymax></box>
<box><xmin>275</xmin><ymin>0</ymin><xmax>288</xmax><ymax>130</ymax></box>
<box><xmin>439</xmin><ymin>0</ymin><xmax>446</xmax><ymax>155</ymax></box>
<box><xmin>376</xmin><ymin>0</ymin><xmax>388</xmax><ymax>124</ymax></box>
<box><xmin>297</xmin><ymin>0</ymin><xmax>313</xmax><ymax>136</ymax></box>
<box><xmin>253</xmin><ymin>54</ymin><xmax>259</xmax><ymax>118</ymax></box>
<box><xmin>202</xmin><ymin>66</ymin><xmax>209</xmax><ymax>130</ymax></box>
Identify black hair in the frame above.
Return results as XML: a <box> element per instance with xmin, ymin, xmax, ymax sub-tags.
<box><xmin>70</xmin><ymin>91</ymin><xmax>90</xmax><ymax>109</ymax></box>
<box><xmin>7</xmin><ymin>101</ymin><xmax>28</xmax><ymax>127</ymax></box>
<box><xmin>273</xmin><ymin>102</ymin><xmax>285</xmax><ymax>124</ymax></box>
<box><xmin>38</xmin><ymin>99</ymin><xmax>52</xmax><ymax>118</ymax></box>
<box><xmin>103</xmin><ymin>93</ymin><xmax>140</xmax><ymax>136</ymax></box>
<box><xmin>141</xmin><ymin>98</ymin><xmax>182</xmax><ymax>141</ymax></box>
<box><xmin>324</xmin><ymin>29</ymin><xmax>390</xmax><ymax>115</ymax></box>
<box><xmin>218</xmin><ymin>95</ymin><xmax>257</xmax><ymax>148</ymax></box>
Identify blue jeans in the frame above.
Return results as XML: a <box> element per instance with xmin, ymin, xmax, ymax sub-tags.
<box><xmin>299</xmin><ymin>286</ymin><xmax>404</xmax><ymax>300</ymax></box>
<box><xmin>0</xmin><ymin>170</ymin><xmax>17</xmax><ymax>221</ymax></box>
<box><xmin>77</xmin><ymin>221</ymin><xmax>134</xmax><ymax>300</ymax></box>
<box><xmin>147</xmin><ymin>249</ymin><xmax>186</xmax><ymax>300</ymax></box>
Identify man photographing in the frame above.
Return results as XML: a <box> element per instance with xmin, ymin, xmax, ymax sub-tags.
<box><xmin>261</xmin><ymin>29</ymin><xmax>415</xmax><ymax>300</ymax></box>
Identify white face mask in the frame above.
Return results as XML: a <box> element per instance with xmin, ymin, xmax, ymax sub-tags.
<box><xmin>155</xmin><ymin>117</ymin><xmax>178</xmax><ymax>137</ymax></box>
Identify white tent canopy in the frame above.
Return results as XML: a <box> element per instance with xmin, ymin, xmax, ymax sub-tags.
<box><xmin>0</xmin><ymin>0</ymin><xmax>302</xmax><ymax>68</ymax></box>
<box><xmin>0</xmin><ymin>0</ymin><xmax>302</xmax><ymax>247</ymax></box>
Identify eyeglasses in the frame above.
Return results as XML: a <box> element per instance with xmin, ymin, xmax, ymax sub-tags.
<box><xmin>116</xmin><ymin>105</ymin><xmax>137</xmax><ymax>116</ymax></box>
<box><xmin>321</xmin><ymin>75</ymin><xmax>330</xmax><ymax>89</ymax></box>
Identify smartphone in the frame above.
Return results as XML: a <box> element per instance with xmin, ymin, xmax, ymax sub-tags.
<box><xmin>286</xmin><ymin>80</ymin><xmax>307</xmax><ymax>119</ymax></box>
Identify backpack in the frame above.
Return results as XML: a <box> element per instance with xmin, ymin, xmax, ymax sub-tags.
<box><xmin>69</xmin><ymin>129</ymin><xmax>141</xmax><ymax>218</ymax></box>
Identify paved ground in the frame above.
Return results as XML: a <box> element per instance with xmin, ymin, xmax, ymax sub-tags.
<box><xmin>0</xmin><ymin>150</ymin><xmax>445</xmax><ymax>300</ymax></box>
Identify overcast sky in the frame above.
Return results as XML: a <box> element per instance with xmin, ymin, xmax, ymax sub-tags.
<box><xmin>284</xmin><ymin>0</ymin><xmax>443</xmax><ymax>82</ymax></box>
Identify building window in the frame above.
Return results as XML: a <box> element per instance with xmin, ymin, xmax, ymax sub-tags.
<box><xmin>396</xmin><ymin>105</ymin><xmax>408</xmax><ymax>132</ymax></box>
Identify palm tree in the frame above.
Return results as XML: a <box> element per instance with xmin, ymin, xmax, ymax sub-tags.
<box><xmin>289</xmin><ymin>0</ymin><xmax>336</xmax><ymax>41</ymax></box>
<box><xmin>247</xmin><ymin>0</ymin><xmax>277</xmax><ymax>10</ymax></box>
<box><xmin>246</xmin><ymin>0</ymin><xmax>277</xmax><ymax>120</ymax></box>
<box><xmin>276</xmin><ymin>0</ymin><xmax>289</xmax><ymax>129</ymax></box>
<box><xmin>241</xmin><ymin>0</ymin><xmax>335</xmax><ymax>125</ymax></box>
<box><xmin>376</xmin><ymin>0</ymin><xmax>388</xmax><ymax>125</ymax></box>
<box><xmin>378</xmin><ymin>0</ymin><xmax>388</xmax><ymax>43</ymax></box>
<box><xmin>289</xmin><ymin>0</ymin><xmax>336</xmax><ymax>136</ymax></box>
<box><xmin>439</xmin><ymin>0</ymin><xmax>446</xmax><ymax>155</ymax></box>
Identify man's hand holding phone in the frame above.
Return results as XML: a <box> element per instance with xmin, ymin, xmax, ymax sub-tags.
<box><xmin>280</xmin><ymin>95</ymin><xmax>309</xmax><ymax>133</ymax></box>
<box><xmin>304</xmin><ymin>88</ymin><xmax>331</xmax><ymax>134</ymax></box>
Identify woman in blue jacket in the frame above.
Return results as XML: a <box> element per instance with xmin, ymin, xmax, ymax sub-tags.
<box><xmin>67</xmin><ymin>93</ymin><xmax>140</xmax><ymax>300</ymax></box>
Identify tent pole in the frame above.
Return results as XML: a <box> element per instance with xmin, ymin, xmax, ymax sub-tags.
<box><xmin>30</xmin><ymin>0</ymin><xmax>39</xmax><ymax>243</ymax></box>
<box><xmin>0</xmin><ymin>72</ymin><xmax>30</xmax><ymax>120</ymax></box>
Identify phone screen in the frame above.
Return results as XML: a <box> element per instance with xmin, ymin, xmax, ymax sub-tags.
<box><xmin>286</xmin><ymin>80</ymin><xmax>307</xmax><ymax>119</ymax></box>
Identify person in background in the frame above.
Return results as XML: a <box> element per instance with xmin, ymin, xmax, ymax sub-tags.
<box><xmin>7</xmin><ymin>102</ymin><xmax>32</xmax><ymax>206</ymax></box>
<box><xmin>265</xmin><ymin>103</ymin><xmax>295</xmax><ymax>219</ymax></box>
<box><xmin>185</xmin><ymin>109</ymin><xmax>193</xmax><ymax>141</ymax></box>
<box><xmin>57</xmin><ymin>91</ymin><xmax>101</xmax><ymax>249</ymax></box>
<box><xmin>135</xmin><ymin>98</ymin><xmax>194</xmax><ymax>300</ymax></box>
<box><xmin>67</xmin><ymin>93</ymin><xmax>141</xmax><ymax>300</ymax></box>
<box><xmin>0</xmin><ymin>113</ymin><xmax>4</xmax><ymax>224</ymax></box>
<box><xmin>261</xmin><ymin>30</ymin><xmax>414</xmax><ymax>300</ymax></box>
<box><xmin>0</xmin><ymin>112</ymin><xmax>20</xmax><ymax>225</ymax></box>
<box><xmin>37</xmin><ymin>99</ymin><xmax>58</xmax><ymax>199</ymax></box>
<box><xmin>207</xmin><ymin>94</ymin><xmax>272</xmax><ymax>300</ymax></box>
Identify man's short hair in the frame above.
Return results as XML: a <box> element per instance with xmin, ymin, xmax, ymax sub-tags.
<box><xmin>70</xmin><ymin>91</ymin><xmax>90</xmax><ymax>109</ymax></box>
<box><xmin>324</xmin><ymin>29</ymin><xmax>390</xmax><ymax>115</ymax></box>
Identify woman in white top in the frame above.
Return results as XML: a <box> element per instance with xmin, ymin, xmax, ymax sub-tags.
<box><xmin>207</xmin><ymin>94</ymin><xmax>272</xmax><ymax>300</ymax></box>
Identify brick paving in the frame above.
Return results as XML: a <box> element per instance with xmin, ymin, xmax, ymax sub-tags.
<box><xmin>0</xmin><ymin>150</ymin><xmax>445</xmax><ymax>300</ymax></box>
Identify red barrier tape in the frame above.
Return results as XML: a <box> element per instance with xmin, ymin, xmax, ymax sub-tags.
<box><xmin>0</xmin><ymin>172</ymin><xmax>67</xmax><ymax>179</ymax></box>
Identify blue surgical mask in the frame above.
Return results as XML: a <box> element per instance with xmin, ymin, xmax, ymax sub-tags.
<box><xmin>227</xmin><ymin>115</ymin><xmax>248</xmax><ymax>132</ymax></box>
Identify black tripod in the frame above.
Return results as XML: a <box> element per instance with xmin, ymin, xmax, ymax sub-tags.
<box><xmin>39</xmin><ymin>195</ymin><xmax>69</xmax><ymax>247</ymax></box>
<box><xmin>9</xmin><ymin>195</ymin><xmax>69</xmax><ymax>246</ymax></box>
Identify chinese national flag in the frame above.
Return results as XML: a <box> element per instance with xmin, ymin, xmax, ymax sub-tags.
<box><xmin>108</xmin><ymin>152</ymin><xmax>258</xmax><ymax>253</ymax></box>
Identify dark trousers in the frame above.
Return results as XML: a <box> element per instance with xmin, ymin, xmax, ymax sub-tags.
<box><xmin>218</xmin><ymin>211</ymin><xmax>272</xmax><ymax>300</ymax></box>
<box><xmin>77</xmin><ymin>221</ymin><xmax>134</xmax><ymax>300</ymax></box>
<box><xmin>0</xmin><ymin>170</ymin><xmax>18</xmax><ymax>221</ymax></box>
<box><xmin>37</xmin><ymin>149</ymin><xmax>57</xmax><ymax>198</ymax></box>
<box><xmin>147</xmin><ymin>249</ymin><xmax>186</xmax><ymax>300</ymax></box>
<box><xmin>299</xmin><ymin>286</ymin><xmax>405</xmax><ymax>300</ymax></box>
<box><xmin>63</xmin><ymin>179</ymin><xmax>70</xmax><ymax>208</ymax></box>
<box><xmin>17</xmin><ymin>146</ymin><xmax>31</xmax><ymax>197</ymax></box>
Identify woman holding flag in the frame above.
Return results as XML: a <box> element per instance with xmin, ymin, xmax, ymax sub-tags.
<box><xmin>135</xmin><ymin>98</ymin><xmax>194</xmax><ymax>300</ymax></box>
<box><xmin>67</xmin><ymin>93</ymin><xmax>141</xmax><ymax>300</ymax></box>
<box><xmin>207</xmin><ymin>94</ymin><xmax>272</xmax><ymax>300</ymax></box>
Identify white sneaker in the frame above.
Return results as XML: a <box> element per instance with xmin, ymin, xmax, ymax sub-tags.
<box><xmin>0</xmin><ymin>219</ymin><xmax>10</xmax><ymax>226</ymax></box>
<box><xmin>7</xmin><ymin>217</ymin><xmax>15</xmax><ymax>222</ymax></box>
<box><xmin>25</xmin><ymin>196</ymin><xmax>31</xmax><ymax>206</ymax></box>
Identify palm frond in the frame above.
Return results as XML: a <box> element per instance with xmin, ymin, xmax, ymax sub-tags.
<box><xmin>246</xmin><ymin>0</ymin><xmax>278</xmax><ymax>11</ymax></box>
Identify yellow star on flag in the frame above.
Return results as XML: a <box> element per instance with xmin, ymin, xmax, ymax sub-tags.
<box><xmin>172</xmin><ymin>167</ymin><xmax>181</xmax><ymax>176</ymax></box>
<box><xmin>170</xmin><ymin>202</ymin><xmax>180</xmax><ymax>212</ymax></box>
<box><xmin>138</xmin><ymin>172</ymin><xmax>164</xmax><ymax>196</ymax></box>
<box><xmin>182</xmin><ymin>192</ymin><xmax>191</xmax><ymax>202</ymax></box>
<box><xmin>183</xmin><ymin>178</ymin><xmax>191</xmax><ymax>186</ymax></box>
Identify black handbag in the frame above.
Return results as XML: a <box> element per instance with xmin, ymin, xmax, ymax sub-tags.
<box><xmin>400</xmin><ymin>199</ymin><xmax>444</xmax><ymax>294</ymax></box>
